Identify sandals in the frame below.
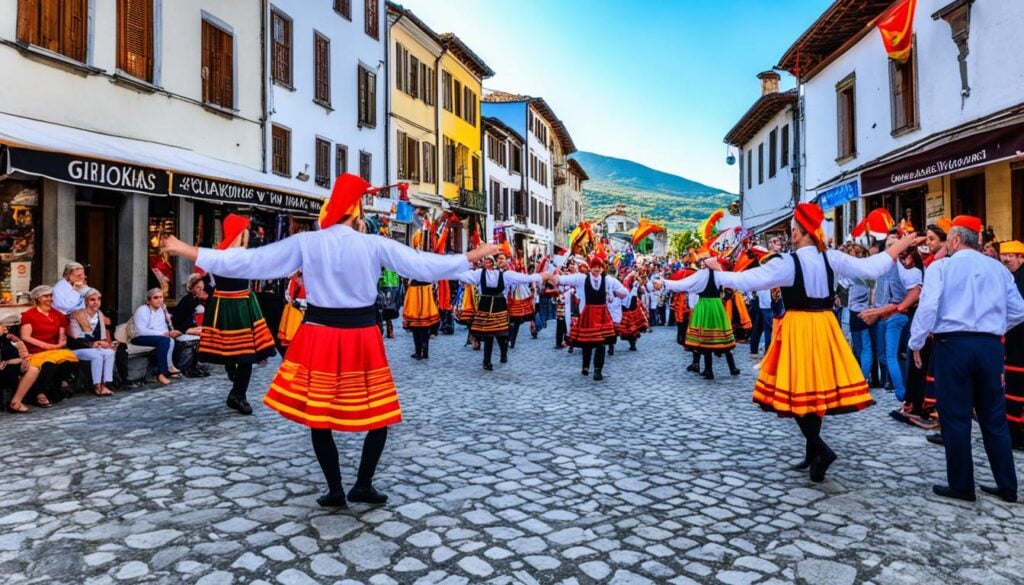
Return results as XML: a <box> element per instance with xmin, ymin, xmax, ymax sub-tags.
<box><xmin>167</xmin><ymin>370</ymin><xmax>184</xmax><ymax>379</ymax></box>
<box><xmin>35</xmin><ymin>394</ymin><xmax>52</xmax><ymax>408</ymax></box>
<box><xmin>157</xmin><ymin>374</ymin><xmax>171</xmax><ymax>385</ymax></box>
<box><xmin>6</xmin><ymin>402</ymin><xmax>29</xmax><ymax>414</ymax></box>
<box><xmin>94</xmin><ymin>386</ymin><xmax>114</xmax><ymax>396</ymax></box>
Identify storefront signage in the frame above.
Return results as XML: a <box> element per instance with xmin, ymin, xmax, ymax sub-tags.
<box><xmin>816</xmin><ymin>180</ymin><xmax>859</xmax><ymax>211</ymax></box>
<box><xmin>171</xmin><ymin>173</ymin><xmax>322</xmax><ymax>214</ymax></box>
<box><xmin>862</xmin><ymin>121</ymin><xmax>1024</xmax><ymax>196</ymax></box>
<box><xmin>5</xmin><ymin>147</ymin><xmax>169</xmax><ymax>196</ymax></box>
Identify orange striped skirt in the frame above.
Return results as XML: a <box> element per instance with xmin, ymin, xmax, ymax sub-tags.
<box><xmin>507</xmin><ymin>296</ymin><xmax>534</xmax><ymax>320</ymax></box>
<box><xmin>264</xmin><ymin>323</ymin><xmax>401</xmax><ymax>432</ymax></box>
<box><xmin>199</xmin><ymin>290</ymin><xmax>277</xmax><ymax>364</ymax></box>
<box><xmin>403</xmin><ymin>284</ymin><xmax>439</xmax><ymax>329</ymax></box>
<box><xmin>754</xmin><ymin>310</ymin><xmax>874</xmax><ymax>417</ymax></box>
<box><xmin>568</xmin><ymin>304</ymin><xmax>616</xmax><ymax>347</ymax></box>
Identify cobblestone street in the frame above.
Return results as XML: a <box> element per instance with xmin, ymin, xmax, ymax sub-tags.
<box><xmin>1</xmin><ymin>325</ymin><xmax>1023</xmax><ymax>585</ymax></box>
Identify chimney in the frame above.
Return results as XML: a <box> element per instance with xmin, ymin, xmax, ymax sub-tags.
<box><xmin>757</xmin><ymin>71</ymin><xmax>781</xmax><ymax>96</ymax></box>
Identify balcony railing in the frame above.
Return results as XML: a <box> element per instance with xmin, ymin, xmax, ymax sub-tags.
<box><xmin>458</xmin><ymin>188</ymin><xmax>486</xmax><ymax>212</ymax></box>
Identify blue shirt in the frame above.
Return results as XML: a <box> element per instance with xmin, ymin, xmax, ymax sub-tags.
<box><xmin>908</xmin><ymin>249</ymin><xmax>1024</xmax><ymax>351</ymax></box>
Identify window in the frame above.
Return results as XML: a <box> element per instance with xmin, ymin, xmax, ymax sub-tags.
<box><xmin>409</xmin><ymin>55</ymin><xmax>419</xmax><ymax>100</ymax></box>
<box><xmin>768</xmin><ymin>128</ymin><xmax>777</xmax><ymax>179</ymax></box>
<box><xmin>890</xmin><ymin>48</ymin><xmax>918</xmax><ymax>133</ymax></box>
<box><xmin>395</xmin><ymin>44</ymin><xmax>407</xmax><ymax>94</ymax></box>
<box><xmin>315</xmin><ymin>138</ymin><xmax>331</xmax><ymax>187</ymax></box>
<box><xmin>118</xmin><ymin>0</ymin><xmax>154</xmax><ymax>81</ymax></box>
<box><xmin>271</xmin><ymin>125</ymin><xmax>290</xmax><ymax>176</ymax></box>
<box><xmin>453</xmin><ymin>79</ymin><xmax>463</xmax><ymax>118</ymax></box>
<box><xmin>487</xmin><ymin>133</ymin><xmax>506</xmax><ymax>166</ymax></box>
<box><xmin>471</xmin><ymin>155</ymin><xmax>480</xmax><ymax>191</ymax></box>
<box><xmin>462</xmin><ymin>87</ymin><xmax>477</xmax><ymax>125</ymax></box>
<box><xmin>757</xmin><ymin>143</ymin><xmax>764</xmax><ymax>185</ymax></box>
<box><xmin>490</xmin><ymin>180</ymin><xmax>501</xmax><ymax>217</ymax></box>
<box><xmin>270</xmin><ymin>10</ymin><xmax>291</xmax><ymax>86</ymax></box>
<box><xmin>202</xmin><ymin>19</ymin><xmax>234</xmax><ymax>109</ymax></box>
<box><xmin>359</xmin><ymin>151</ymin><xmax>372</xmax><ymax>182</ymax></box>
<box><xmin>364</xmin><ymin>0</ymin><xmax>378</xmax><ymax>39</ymax></box>
<box><xmin>421</xmin><ymin>142</ymin><xmax>436</xmax><ymax>184</ymax></box>
<box><xmin>422</xmin><ymin>64</ymin><xmax>434</xmax><ymax>106</ymax></box>
<box><xmin>781</xmin><ymin>124</ymin><xmax>790</xmax><ymax>169</ymax></box>
<box><xmin>357</xmin><ymin>66</ymin><xmax>376</xmax><ymax>128</ymax></box>
<box><xmin>335</xmin><ymin>144</ymin><xmax>348</xmax><ymax>176</ymax></box>
<box><xmin>836</xmin><ymin>74</ymin><xmax>856</xmax><ymax>161</ymax></box>
<box><xmin>397</xmin><ymin>131</ymin><xmax>420</xmax><ymax>181</ymax></box>
<box><xmin>746</xmin><ymin>149</ymin><xmax>752</xmax><ymax>189</ymax></box>
<box><xmin>334</xmin><ymin>0</ymin><xmax>350</xmax><ymax>20</ymax></box>
<box><xmin>510</xmin><ymin>145</ymin><xmax>522</xmax><ymax>174</ymax></box>
<box><xmin>17</xmin><ymin>0</ymin><xmax>88</xmax><ymax>62</ymax></box>
<box><xmin>443</xmin><ymin>137</ymin><xmax>456</xmax><ymax>183</ymax></box>
<box><xmin>314</xmin><ymin>32</ymin><xmax>330</xmax><ymax>105</ymax></box>
<box><xmin>441</xmin><ymin>71</ymin><xmax>453</xmax><ymax>112</ymax></box>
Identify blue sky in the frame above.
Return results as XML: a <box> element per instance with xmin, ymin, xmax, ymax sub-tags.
<box><xmin>400</xmin><ymin>0</ymin><xmax>833</xmax><ymax>193</ymax></box>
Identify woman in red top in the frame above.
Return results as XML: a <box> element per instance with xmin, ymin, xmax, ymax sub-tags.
<box><xmin>14</xmin><ymin>285</ymin><xmax>78</xmax><ymax>407</ymax></box>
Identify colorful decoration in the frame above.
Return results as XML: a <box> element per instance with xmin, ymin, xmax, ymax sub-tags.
<box><xmin>851</xmin><ymin>208</ymin><xmax>896</xmax><ymax>240</ymax></box>
<box><xmin>878</xmin><ymin>0</ymin><xmax>918</xmax><ymax>62</ymax></box>
<box><xmin>631</xmin><ymin>218</ymin><xmax>665</xmax><ymax>246</ymax></box>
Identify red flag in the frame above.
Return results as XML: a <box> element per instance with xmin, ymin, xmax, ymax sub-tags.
<box><xmin>878</xmin><ymin>0</ymin><xmax>917</xmax><ymax>62</ymax></box>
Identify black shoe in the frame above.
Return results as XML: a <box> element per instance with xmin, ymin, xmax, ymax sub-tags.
<box><xmin>410</xmin><ymin>352</ymin><xmax>422</xmax><ymax>360</ymax></box>
<box><xmin>686</xmin><ymin>363</ymin><xmax>700</xmax><ymax>373</ymax></box>
<box><xmin>790</xmin><ymin>458</ymin><xmax>812</xmax><ymax>471</ymax></box>
<box><xmin>932</xmin><ymin>484</ymin><xmax>976</xmax><ymax>502</ymax></box>
<box><xmin>926</xmin><ymin>433</ymin><xmax>944</xmax><ymax>446</ymax></box>
<box><xmin>317</xmin><ymin>490</ymin><xmax>348</xmax><ymax>508</ymax></box>
<box><xmin>226</xmin><ymin>395</ymin><xmax>253</xmax><ymax>415</ymax></box>
<box><xmin>729</xmin><ymin>367</ymin><xmax>741</xmax><ymax>376</ymax></box>
<box><xmin>701</xmin><ymin>370</ymin><xmax>714</xmax><ymax>380</ymax></box>
<box><xmin>593</xmin><ymin>370</ymin><xmax>603</xmax><ymax>381</ymax></box>
<box><xmin>809</xmin><ymin>446</ymin><xmax>836</xmax><ymax>483</ymax></box>
<box><xmin>884</xmin><ymin>382</ymin><xmax>894</xmax><ymax>391</ymax></box>
<box><xmin>608</xmin><ymin>346</ymin><xmax>615</xmax><ymax>356</ymax></box>
<box><xmin>348</xmin><ymin>485</ymin><xmax>388</xmax><ymax>505</ymax></box>
<box><xmin>531</xmin><ymin>332</ymin><xmax>538</xmax><ymax>339</ymax></box>
<box><xmin>483</xmin><ymin>363</ymin><xmax>493</xmax><ymax>371</ymax></box>
<box><xmin>500</xmin><ymin>355</ymin><xmax>508</xmax><ymax>364</ymax></box>
<box><xmin>979</xmin><ymin>485</ymin><xmax>1018</xmax><ymax>503</ymax></box>
<box><xmin>581</xmin><ymin>369</ymin><xmax>589</xmax><ymax>376</ymax></box>
<box><xmin>629</xmin><ymin>344</ymin><xmax>637</xmax><ymax>351</ymax></box>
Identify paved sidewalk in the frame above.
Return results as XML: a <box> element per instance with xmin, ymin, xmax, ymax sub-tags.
<box><xmin>1</xmin><ymin>325</ymin><xmax>1022</xmax><ymax>584</ymax></box>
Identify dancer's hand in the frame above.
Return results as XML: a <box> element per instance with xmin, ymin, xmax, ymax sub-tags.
<box><xmin>161</xmin><ymin>235</ymin><xmax>199</xmax><ymax>261</ymax></box>
<box><xmin>704</xmin><ymin>258</ymin><xmax>723</xmax><ymax>271</ymax></box>
<box><xmin>913</xmin><ymin>350</ymin><xmax>922</xmax><ymax>369</ymax></box>
<box><xmin>467</xmin><ymin>243</ymin><xmax>500</xmax><ymax>263</ymax></box>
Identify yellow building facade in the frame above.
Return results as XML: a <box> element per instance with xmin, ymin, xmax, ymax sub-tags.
<box><xmin>438</xmin><ymin>34</ymin><xmax>493</xmax><ymax>210</ymax></box>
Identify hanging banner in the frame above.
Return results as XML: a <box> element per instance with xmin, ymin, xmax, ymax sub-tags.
<box><xmin>878</xmin><ymin>0</ymin><xmax>917</xmax><ymax>62</ymax></box>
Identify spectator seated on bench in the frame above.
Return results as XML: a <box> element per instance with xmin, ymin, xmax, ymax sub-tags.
<box><xmin>13</xmin><ymin>285</ymin><xmax>78</xmax><ymax>408</ymax></box>
<box><xmin>130</xmin><ymin>288</ymin><xmax>183</xmax><ymax>386</ymax></box>
<box><xmin>67</xmin><ymin>288</ymin><xmax>116</xmax><ymax>397</ymax></box>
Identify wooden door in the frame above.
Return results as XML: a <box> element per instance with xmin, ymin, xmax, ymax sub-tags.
<box><xmin>75</xmin><ymin>206</ymin><xmax>118</xmax><ymax>312</ymax></box>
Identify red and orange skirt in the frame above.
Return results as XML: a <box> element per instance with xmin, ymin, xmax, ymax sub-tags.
<box><xmin>617</xmin><ymin>304</ymin><xmax>648</xmax><ymax>341</ymax></box>
<box><xmin>264</xmin><ymin>308</ymin><xmax>401</xmax><ymax>432</ymax></box>
<box><xmin>507</xmin><ymin>295</ymin><xmax>534</xmax><ymax>322</ymax></box>
<box><xmin>402</xmin><ymin>283</ymin><xmax>440</xmax><ymax>329</ymax></box>
<box><xmin>567</xmin><ymin>304</ymin><xmax>616</xmax><ymax>348</ymax></box>
<box><xmin>753</xmin><ymin>310</ymin><xmax>874</xmax><ymax>417</ymax></box>
<box><xmin>278</xmin><ymin>303</ymin><xmax>305</xmax><ymax>346</ymax></box>
<box><xmin>200</xmin><ymin>289</ymin><xmax>277</xmax><ymax>364</ymax></box>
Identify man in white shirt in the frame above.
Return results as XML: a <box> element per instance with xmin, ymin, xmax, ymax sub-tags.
<box><xmin>909</xmin><ymin>216</ymin><xmax>1024</xmax><ymax>504</ymax></box>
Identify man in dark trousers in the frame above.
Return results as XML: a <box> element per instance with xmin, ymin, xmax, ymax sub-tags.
<box><xmin>909</xmin><ymin>216</ymin><xmax>1024</xmax><ymax>503</ymax></box>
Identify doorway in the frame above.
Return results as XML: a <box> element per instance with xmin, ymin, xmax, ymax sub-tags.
<box><xmin>1012</xmin><ymin>166</ymin><xmax>1023</xmax><ymax>241</ymax></box>
<box><xmin>953</xmin><ymin>173</ymin><xmax>986</xmax><ymax>219</ymax></box>
<box><xmin>75</xmin><ymin>199</ymin><xmax>119</xmax><ymax>313</ymax></box>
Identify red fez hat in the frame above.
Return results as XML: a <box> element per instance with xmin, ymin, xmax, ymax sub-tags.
<box><xmin>951</xmin><ymin>215</ymin><xmax>982</xmax><ymax>236</ymax></box>
<box><xmin>217</xmin><ymin>214</ymin><xmax>250</xmax><ymax>250</ymax></box>
<box><xmin>319</xmin><ymin>173</ymin><xmax>372</xmax><ymax>229</ymax></box>
<box><xmin>588</xmin><ymin>255</ymin><xmax>605</xmax><ymax>268</ymax></box>
<box><xmin>794</xmin><ymin>203</ymin><xmax>824</xmax><ymax>234</ymax></box>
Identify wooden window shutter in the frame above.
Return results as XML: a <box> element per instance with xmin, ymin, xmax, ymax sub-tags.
<box><xmin>119</xmin><ymin>0</ymin><xmax>153</xmax><ymax>80</ymax></box>
<box><xmin>201</xmin><ymin>21</ymin><xmax>211</xmax><ymax>103</ymax></box>
<box><xmin>271</xmin><ymin>11</ymin><xmax>291</xmax><ymax>85</ymax></box>
<box><xmin>315</xmin><ymin>33</ymin><xmax>329</xmax><ymax>103</ymax></box>
<box><xmin>62</xmin><ymin>0</ymin><xmax>87</xmax><ymax>62</ymax></box>
<box><xmin>17</xmin><ymin>0</ymin><xmax>42</xmax><ymax>46</ymax></box>
<box><xmin>39</xmin><ymin>0</ymin><xmax>60</xmax><ymax>53</ymax></box>
<box><xmin>409</xmin><ymin>56</ymin><xmax>419</xmax><ymax>99</ymax></box>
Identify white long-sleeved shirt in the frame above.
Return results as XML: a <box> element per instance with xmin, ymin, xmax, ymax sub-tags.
<box><xmin>712</xmin><ymin>246</ymin><xmax>895</xmax><ymax>296</ymax></box>
<box><xmin>607</xmin><ymin>295</ymin><xmax>623</xmax><ymax>323</ymax></box>
<box><xmin>196</xmin><ymin>224</ymin><xmax>471</xmax><ymax>309</ymax></box>
<box><xmin>458</xmin><ymin>269</ymin><xmax>540</xmax><ymax>289</ymax></box>
<box><xmin>557</xmin><ymin>274</ymin><xmax>628</xmax><ymax>310</ymax></box>
<box><xmin>908</xmin><ymin>249</ymin><xmax>1024</xmax><ymax>351</ymax></box>
<box><xmin>133</xmin><ymin>304</ymin><xmax>171</xmax><ymax>337</ymax></box>
<box><xmin>661</xmin><ymin>270</ymin><xmax>712</xmax><ymax>294</ymax></box>
<box><xmin>756</xmin><ymin>289</ymin><xmax>773</xmax><ymax>309</ymax></box>
<box><xmin>52</xmin><ymin>279</ymin><xmax>85</xmax><ymax>314</ymax></box>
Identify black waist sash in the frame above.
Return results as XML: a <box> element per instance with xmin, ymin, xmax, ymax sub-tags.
<box><xmin>304</xmin><ymin>305</ymin><xmax>377</xmax><ymax>328</ymax></box>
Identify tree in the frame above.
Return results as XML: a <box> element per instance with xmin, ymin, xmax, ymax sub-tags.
<box><xmin>669</xmin><ymin>229</ymin><xmax>702</xmax><ymax>259</ymax></box>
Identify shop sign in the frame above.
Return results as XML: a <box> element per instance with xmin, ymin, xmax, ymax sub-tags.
<box><xmin>862</xmin><ymin>121</ymin><xmax>1024</xmax><ymax>195</ymax></box>
<box><xmin>816</xmin><ymin>180</ymin><xmax>859</xmax><ymax>211</ymax></box>
<box><xmin>5</xmin><ymin>147</ymin><xmax>169</xmax><ymax>196</ymax></box>
<box><xmin>171</xmin><ymin>173</ymin><xmax>322</xmax><ymax>214</ymax></box>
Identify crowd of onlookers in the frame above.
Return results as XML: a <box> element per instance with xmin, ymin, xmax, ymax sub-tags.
<box><xmin>3</xmin><ymin>263</ymin><xmax>212</xmax><ymax>414</ymax></box>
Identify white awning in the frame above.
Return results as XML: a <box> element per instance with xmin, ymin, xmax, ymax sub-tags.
<box><xmin>0</xmin><ymin>112</ymin><xmax>323</xmax><ymax>214</ymax></box>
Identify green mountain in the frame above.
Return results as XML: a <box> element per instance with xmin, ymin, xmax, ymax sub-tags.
<box><xmin>571</xmin><ymin>151</ymin><xmax>736</xmax><ymax>233</ymax></box>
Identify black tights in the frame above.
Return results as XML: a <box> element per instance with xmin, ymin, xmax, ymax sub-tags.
<box><xmin>228</xmin><ymin>363</ymin><xmax>252</xmax><ymax>399</ymax></box>
<box><xmin>795</xmin><ymin>414</ymin><xmax>825</xmax><ymax>461</ymax></box>
<box><xmin>508</xmin><ymin>320</ymin><xmax>522</xmax><ymax>347</ymax></box>
<box><xmin>482</xmin><ymin>336</ymin><xmax>508</xmax><ymax>365</ymax></box>
<box><xmin>582</xmin><ymin>345</ymin><xmax>606</xmax><ymax>372</ymax></box>
<box><xmin>555</xmin><ymin>319</ymin><xmax>567</xmax><ymax>348</ymax></box>
<box><xmin>411</xmin><ymin>327</ymin><xmax>430</xmax><ymax>357</ymax></box>
<box><xmin>310</xmin><ymin>427</ymin><xmax>388</xmax><ymax>491</ymax></box>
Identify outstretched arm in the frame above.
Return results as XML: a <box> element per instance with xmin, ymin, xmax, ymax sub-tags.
<box><xmin>163</xmin><ymin>234</ymin><xmax>304</xmax><ymax>280</ymax></box>
<box><xmin>377</xmin><ymin>238</ymin><xmax>498</xmax><ymax>282</ymax></box>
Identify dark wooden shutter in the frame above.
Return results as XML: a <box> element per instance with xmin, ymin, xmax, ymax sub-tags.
<box><xmin>271</xmin><ymin>11</ymin><xmax>291</xmax><ymax>85</ymax></box>
<box><xmin>17</xmin><ymin>0</ymin><xmax>41</xmax><ymax>45</ymax></box>
<box><xmin>62</xmin><ymin>0</ymin><xmax>87</xmax><ymax>61</ymax></box>
<box><xmin>316</xmin><ymin>138</ymin><xmax>330</xmax><ymax>187</ymax></box>
<box><xmin>272</xmin><ymin>125</ymin><xmax>290</xmax><ymax>175</ymax></box>
<box><xmin>409</xmin><ymin>56</ymin><xmax>419</xmax><ymax>99</ymax></box>
<box><xmin>119</xmin><ymin>0</ymin><xmax>153</xmax><ymax>80</ymax></box>
<box><xmin>315</xmin><ymin>33</ymin><xmax>329</xmax><ymax>103</ymax></box>
<box><xmin>39</xmin><ymin>0</ymin><xmax>60</xmax><ymax>53</ymax></box>
<box><xmin>364</xmin><ymin>0</ymin><xmax>378</xmax><ymax>39</ymax></box>
<box><xmin>367</xmin><ymin>70</ymin><xmax>377</xmax><ymax>127</ymax></box>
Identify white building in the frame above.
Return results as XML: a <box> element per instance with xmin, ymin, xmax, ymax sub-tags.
<box><xmin>779</xmin><ymin>0</ymin><xmax>1024</xmax><ymax>242</ymax></box>
<box><xmin>482</xmin><ymin>92</ymin><xmax>577</xmax><ymax>256</ymax></box>
<box><xmin>724</xmin><ymin>72</ymin><xmax>799</xmax><ymax>238</ymax></box>
<box><xmin>267</xmin><ymin>0</ymin><xmax>385</xmax><ymax>198</ymax></box>
<box><xmin>555</xmin><ymin>158</ymin><xmax>588</xmax><ymax>247</ymax></box>
<box><xmin>482</xmin><ymin>116</ymin><xmax>524</xmax><ymax>248</ymax></box>
<box><xmin>0</xmin><ymin>0</ymin><xmax>324</xmax><ymax>321</ymax></box>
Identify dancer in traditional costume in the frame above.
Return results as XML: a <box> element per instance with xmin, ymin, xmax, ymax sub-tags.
<box><xmin>198</xmin><ymin>214</ymin><xmax>278</xmax><ymax>415</ymax></box>
<box><xmin>455</xmin><ymin>277</ymin><xmax>480</xmax><ymax>350</ymax></box>
<box><xmin>554</xmin><ymin>257</ymin><xmax>627</xmax><ymax>381</ymax></box>
<box><xmin>278</xmin><ymin>270</ymin><xmax>306</xmax><ymax>354</ymax></box>
<box><xmin>403</xmin><ymin>224</ymin><xmax>440</xmax><ymax>360</ymax></box>
<box><xmin>722</xmin><ymin>287</ymin><xmax>752</xmax><ymax>344</ymax></box>
<box><xmin>162</xmin><ymin>174</ymin><xmax>498</xmax><ymax>507</ymax></box>
<box><xmin>606</xmin><ymin>288</ymin><xmax>622</xmax><ymax>356</ymax></box>
<box><xmin>617</xmin><ymin>275</ymin><xmax>648</xmax><ymax>351</ymax></box>
<box><xmin>708</xmin><ymin>203</ymin><xmax>920</xmax><ymax>482</ymax></box>
<box><xmin>1000</xmin><ymin>240</ymin><xmax>1024</xmax><ymax>450</ymax></box>
<box><xmin>506</xmin><ymin>281</ymin><xmax>534</xmax><ymax>349</ymax></box>
<box><xmin>658</xmin><ymin>266</ymin><xmax>740</xmax><ymax>379</ymax></box>
<box><xmin>458</xmin><ymin>256</ymin><xmax>544</xmax><ymax>370</ymax></box>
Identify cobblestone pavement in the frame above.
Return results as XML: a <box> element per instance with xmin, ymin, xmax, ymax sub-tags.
<box><xmin>2</xmin><ymin>325</ymin><xmax>1023</xmax><ymax>585</ymax></box>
